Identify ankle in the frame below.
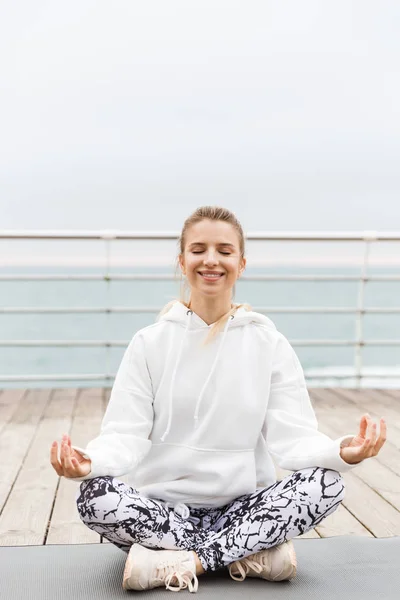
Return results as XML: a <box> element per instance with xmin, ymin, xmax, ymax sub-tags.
<box><xmin>192</xmin><ymin>552</ymin><xmax>205</xmax><ymax>575</ymax></box>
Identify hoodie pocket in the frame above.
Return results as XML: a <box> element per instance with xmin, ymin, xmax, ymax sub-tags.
<box><xmin>133</xmin><ymin>444</ymin><xmax>257</xmax><ymax>506</ymax></box>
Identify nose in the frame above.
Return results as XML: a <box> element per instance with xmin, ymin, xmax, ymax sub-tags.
<box><xmin>203</xmin><ymin>252</ymin><xmax>218</xmax><ymax>265</ymax></box>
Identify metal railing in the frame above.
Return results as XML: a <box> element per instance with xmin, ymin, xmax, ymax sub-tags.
<box><xmin>1</xmin><ymin>230</ymin><xmax>400</xmax><ymax>388</ymax></box>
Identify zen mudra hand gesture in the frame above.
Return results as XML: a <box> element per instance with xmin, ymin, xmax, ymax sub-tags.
<box><xmin>339</xmin><ymin>413</ymin><xmax>387</xmax><ymax>464</ymax></box>
<box><xmin>50</xmin><ymin>413</ymin><xmax>387</xmax><ymax>480</ymax></box>
<box><xmin>50</xmin><ymin>434</ymin><xmax>92</xmax><ymax>478</ymax></box>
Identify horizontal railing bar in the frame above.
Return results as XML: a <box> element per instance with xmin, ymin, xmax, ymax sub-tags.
<box><xmin>1</xmin><ymin>339</ymin><xmax>399</xmax><ymax>347</ymax></box>
<box><xmin>1</xmin><ymin>372</ymin><xmax>399</xmax><ymax>383</ymax></box>
<box><xmin>1</xmin><ymin>230</ymin><xmax>400</xmax><ymax>241</ymax></box>
<box><xmin>1</xmin><ymin>306</ymin><xmax>399</xmax><ymax>314</ymax></box>
<box><xmin>0</xmin><ymin>374</ymin><xmax>113</xmax><ymax>381</ymax></box>
<box><xmin>1</xmin><ymin>274</ymin><xmax>400</xmax><ymax>282</ymax></box>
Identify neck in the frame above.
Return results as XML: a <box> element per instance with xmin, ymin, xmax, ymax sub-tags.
<box><xmin>187</xmin><ymin>295</ymin><xmax>234</xmax><ymax>326</ymax></box>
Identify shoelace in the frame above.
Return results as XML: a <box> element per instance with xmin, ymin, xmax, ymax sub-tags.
<box><xmin>155</xmin><ymin>558</ymin><xmax>199</xmax><ymax>593</ymax></box>
<box><xmin>229</xmin><ymin>557</ymin><xmax>264</xmax><ymax>581</ymax></box>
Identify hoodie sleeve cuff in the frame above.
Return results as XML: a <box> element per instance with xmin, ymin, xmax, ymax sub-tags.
<box><xmin>326</xmin><ymin>434</ymin><xmax>359</xmax><ymax>473</ymax></box>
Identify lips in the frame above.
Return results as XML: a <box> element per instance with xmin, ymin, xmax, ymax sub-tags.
<box><xmin>198</xmin><ymin>272</ymin><xmax>224</xmax><ymax>280</ymax></box>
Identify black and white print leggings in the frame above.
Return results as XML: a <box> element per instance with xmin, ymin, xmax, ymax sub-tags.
<box><xmin>75</xmin><ymin>466</ymin><xmax>345</xmax><ymax>572</ymax></box>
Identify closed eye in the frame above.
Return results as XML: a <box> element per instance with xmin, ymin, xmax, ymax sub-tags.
<box><xmin>192</xmin><ymin>251</ymin><xmax>231</xmax><ymax>255</ymax></box>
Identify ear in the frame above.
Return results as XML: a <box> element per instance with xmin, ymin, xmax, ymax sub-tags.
<box><xmin>178</xmin><ymin>255</ymin><xmax>185</xmax><ymax>274</ymax></box>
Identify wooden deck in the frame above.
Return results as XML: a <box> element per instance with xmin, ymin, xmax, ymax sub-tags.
<box><xmin>0</xmin><ymin>387</ymin><xmax>399</xmax><ymax>547</ymax></box>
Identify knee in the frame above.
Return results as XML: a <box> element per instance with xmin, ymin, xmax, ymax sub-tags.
<box><xmin>297</xmin><ymin>466</ymin><xmax>345</xmax><ymax>498</ymax></box>
<box><xmin>77</xmin><ymin>475</ymin><xmax>107</xmax><ymax>496</ymax></box>
<box><xmin>314</xmin><ymin>467</ymin><xmax>346</xmax><ymax>501</ymax></box>
<box><xmin>75</xmin><ymin>476</ymin><xmax>114</xmax><ymax>520</ymax></box>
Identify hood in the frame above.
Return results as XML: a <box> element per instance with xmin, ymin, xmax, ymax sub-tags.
<box><xmin>156</xmin><ymin>301</ymin><xmax>276</xmax><ymax>443</ymax></box>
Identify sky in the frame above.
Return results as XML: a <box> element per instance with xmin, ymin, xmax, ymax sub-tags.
<box><xmin>0</xmin><ymin>1</ymin><xmax>400</xmax><ymax>266</ymax></box>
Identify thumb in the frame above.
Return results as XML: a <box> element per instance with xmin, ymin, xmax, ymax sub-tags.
<box><xmin>70</xmin><ymin>447</ymin><xmax>92</xmax><ymax>470</ymax></box>
<box><xmin>359</xmin><ymin>414</ymin><xmax>369</xmax><ymax>437</ymax></box>
<box><xmin>71</xmin><ymin>453</ymin><xmax>92</xmax><ymax>476</ymax></box>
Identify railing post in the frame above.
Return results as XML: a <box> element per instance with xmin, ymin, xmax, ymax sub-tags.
<box><xmin>354</xmin><ymin>232</ymin><xmax>376</xmax><ymax>389</ymax></box>
<box><xmin>102</xmin><ymin>232</ymin><xmax>115</xmax><ymax>386</ymax></box>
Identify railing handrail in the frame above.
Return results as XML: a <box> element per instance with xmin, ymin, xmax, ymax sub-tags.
<box><xmin>1</xmin><ymin>306</ymin><xmax>400</xmax><ymax>314</ymax></box>
<box><xmin>1</xmin><ymin>230</ymin><xmax>400</xmax><ymax>387</ymax></box>
<box><xmin>1</xmin><ymin>274</ymin><xmax>400</xmax><ymax>281</ymax></box>
<box><xmin>1</xmin><ymin>229</ymin><xmax>400</xmax><ymax>241</ymax></box>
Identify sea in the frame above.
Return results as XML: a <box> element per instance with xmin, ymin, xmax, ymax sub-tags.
<box><xmin>1</xmin><ymin>264</ymin><xmax>399</xmax><ymax>389</ymax></box>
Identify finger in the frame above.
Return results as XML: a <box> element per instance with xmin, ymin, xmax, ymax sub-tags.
<box><xmin>369</xmin><ymin>422</ymin><xmax>377</xmax><ymax>446</ymax></box>
<box><xmin>50</xmin><ymin>442</ymin><xmax>63</xmax><ymax>476</ymax></box>
<box><xmin>352</xmin><ymin>436</ymin><xmax>371</xmax><ymax>461</ymax></box>
<box><xmin>351</xmin><ymin>438</ymin><xmax>368</xmax><ymax>461</ymax></box>
<box><xmin>364</xmin><ymin>414</ymin><xmax>376</xmax><ymax>443</ymax></box>
<box><xmin>360</xmin><ymin>414</ymin><xmax>369</xmax><ymax>436</ymax></box>
<box><xmin>63</xmin><ymin>443</ymin><xmax>77</xmax><ymax>476</ymax></box>
<box><xmin>361</xmin><ymin>436</ymin><xmax>372</xmax><ymax>454</ymax></box>
<box><xmin>60</xmin><ymin>439</ymin><xmax>69</xmax><ymax>470</ymax></box>
<box><xmin>373</xmin><ymin>419</ymin><xmax>387</xmax><ymax>452</ymax></box>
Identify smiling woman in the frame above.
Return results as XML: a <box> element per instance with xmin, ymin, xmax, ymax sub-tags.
<box><xmin>55</xmin><ymin>205</ymin><xmax>384</xmax><ymax>594</ymax></box>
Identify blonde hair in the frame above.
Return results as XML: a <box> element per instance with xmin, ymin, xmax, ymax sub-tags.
<box><xmin>157</xmin><ymin>206</ymin><xmax>252</xmax><ymax>345</ymax></box>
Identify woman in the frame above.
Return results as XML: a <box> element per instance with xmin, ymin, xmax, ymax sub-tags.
<box><xmin>50</xmin><ymin>206</ymin><xmax>386</xmax><ymax>593</ymax></box>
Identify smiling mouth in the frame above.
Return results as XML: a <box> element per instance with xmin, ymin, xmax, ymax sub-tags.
<box><xmin>198</xmin><ymin>272</ymin><xmax>224</xmax><ymax>280</ymax></box>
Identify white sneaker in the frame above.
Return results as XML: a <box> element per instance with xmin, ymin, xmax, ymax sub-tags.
<box><xmin>122</xmin><ymin>543</ymin><xmax>199</xmax><ymax>592</ymax></box>
<box><xmin>228</xmin><ymin>540</ymin><xmax>297</xmax><ymax>582</ymax></box>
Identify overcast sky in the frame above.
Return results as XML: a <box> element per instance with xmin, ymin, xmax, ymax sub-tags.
<box><xmin>1</xmin><ymin>1</ymin><xmax>399</xmax><ymax>265</ymax></box>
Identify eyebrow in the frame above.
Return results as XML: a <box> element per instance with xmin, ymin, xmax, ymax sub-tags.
<box><xmin>188</xmin><ymin>242</ymin><xmax>235</xmax><ymax>248</ymax></box>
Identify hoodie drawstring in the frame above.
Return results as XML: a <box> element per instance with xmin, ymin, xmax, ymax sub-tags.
<box><xmin>160</xmin><ymin>309</ymin><xmax>234</xmax><ymax>442</ymax></box>
<box><xmin>160</xmin><ymin>310</ymin><xmax>193</xmax><ymax>442</ymax></box>
<box><xmin>165</xmin><ymin>501</ymin><xmax>192</xmax><ymax>521</ymax></box>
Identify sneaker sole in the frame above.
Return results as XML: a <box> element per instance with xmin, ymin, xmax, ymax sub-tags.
<box><xmin>275</xmin><ymin>540</ymin><xmax>297</xmax><ymax>581</ymax></box>
<box><xmin>122</xmin><ymin>543</ymin><xmax>143</xmax><ymax>591</ymax></box>
<box><xmin>258</xmin><ymin>540</ymin><xmax>297</xmax><ymax>582</ymax></box>
<box><xmin>230</xmin><ymin>539</ymin><xmax>298</xmax><ymax>583</ymax></box>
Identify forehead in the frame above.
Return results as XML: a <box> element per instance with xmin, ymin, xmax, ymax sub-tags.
<box><xmin>185</xmin><ymin>219</ymin><xmax>238</xmax><ymax>245</ymax></box>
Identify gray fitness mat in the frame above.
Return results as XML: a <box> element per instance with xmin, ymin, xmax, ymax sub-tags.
<box><xmin>1</xmin><ymin>536</ymin><xmax>399</xmax><ymax>599</ymax></box>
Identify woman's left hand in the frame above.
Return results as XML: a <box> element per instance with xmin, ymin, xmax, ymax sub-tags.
<box><xmin>340</xmin><ymin>413</ymin><xmax>387</xmax><ymax>464</ymax></box>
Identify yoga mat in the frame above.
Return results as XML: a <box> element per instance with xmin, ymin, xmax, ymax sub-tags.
<box><xmin>1</xmin><ymin>536</ymin><xmax>399</xmax><ymax>599</ymax></box>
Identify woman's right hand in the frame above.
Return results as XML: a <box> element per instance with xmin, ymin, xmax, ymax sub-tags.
<box><xmin>50</xmin><ymin>433</ymin><xmax>92</xmax><ymax>478</ymax></box>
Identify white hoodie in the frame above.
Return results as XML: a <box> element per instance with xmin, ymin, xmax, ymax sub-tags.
<box><xmin>70</xmin><ymin>301</ymin><xmax>357</xmax><ymax>518</ymax></box>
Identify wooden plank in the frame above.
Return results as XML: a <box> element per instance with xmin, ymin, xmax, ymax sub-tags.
<box><xmin>0</xmin><ymin>389</ymin><xmax>76</xmax><ymax>546</ymax></box>
<box><xmin>312</xmin><ymin>388</ymin><xmax>400</xmax><ymax>443</ymax></box>
<box><xmin>3</xmin><ymin>386</ymin><xmax>397</xmax><ymax>547</ymax></box>
<box><xmin>338</xmin><ymin>473</ymin><xmax>400</xmax><ymax>537</ymax></box>
<box><xmin>103</xmin><ymin>387</ymin><xmax>111</xmax><ymax>412</ymax></box>
<box><xmin>312</xmin><ymin>388</ymin><xmax>400</xmax><ymax>477</ymax></box>
<box><xmin>0</xmin><ymin>389</ymin><xmax>27</xmax><ymax>434</ymax></box>
<box><xmin>384</xmin><ymin>390</ymin><xmax>400</xmax><ymax>401</ymax></box>
<box><xmin>312</xmin><ymin>387</ymin><xmax>400</xmax><ymax>449</ymax></box>
<box><xmin>308</xmin><ymin>389</ymin><xmax>400</xmax><ymax>536</ymax></box>
<box><xmin>296</xmin><ymin>529</ymin><xmax>320</xmax><ymax>539</ymax></box>
<box><xmin>335</xmin><ymin>388</ymin><xmax>400</xmax><ymax>430</ymax></box>
<box><xmin>312</xmin><ymin>389</ymin><xmax>400</xmax><ymax>493</ymax></box>
<box><xmin>46</xmin><ymin>388</ymin><xmax>106</xmax><ymax>545</ymax></box>
<box><xmin>314</xmin><ymin>406</ymin><xmax>400</xmax><ymax>519</ymax></box>
<box><xmin>0</xmin><ymin>389</ymin><xmax>51</xmax><ymax>528</ymax></box>
<box><xmin>314</xmin><ymin>502</ymin><xmax>373</xmax><ymax>538</ymax></box>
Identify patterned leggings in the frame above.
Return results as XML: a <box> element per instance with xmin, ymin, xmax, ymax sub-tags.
<box><xmin>75</xmin><ymin>466</ymin><xmax>345</xmax><ymax>572</ymax></box>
